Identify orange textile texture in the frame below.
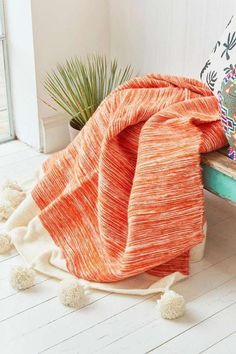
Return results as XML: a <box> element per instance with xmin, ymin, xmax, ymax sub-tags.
<box><xmin>32</xmin><ymin>74</ymin><xmax>227</xmax><ymax>283</ymax></box>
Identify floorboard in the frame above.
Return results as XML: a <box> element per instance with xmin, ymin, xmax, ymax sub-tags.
<box><xmin>200</xmin><ymin>332</ymin><xmax>236</xmax><ymax>354</ymax></box>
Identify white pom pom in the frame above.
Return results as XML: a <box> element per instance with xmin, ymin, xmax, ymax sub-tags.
<box><xmin>0</xmin><ymin>200</ymin><xmax>15</xmax><ymax>221</ymax></box>
<box><xmin>0</xmin><ymin>180</ymin><xmax>22</xmax><ymax>192</ymax></box>
<box><xmin>0</xmin><ymin>189</ymin><xmax>26</xmax><ymax>208</ymax></box>
<box><xmin>157</xmin><ymin>290</ymin><xmax>185</xmax><ymax>320</ymax></box>
<box><xmin>0</xmin><ymin>232</ymin><xmax>11</xmax><ymax>254</ymax></box>
<box><xmin>59</xmin><ymin>279</ymin><xmax>85</xmax><ymax>308</ymax></box>
<box><xmin>10</xmin><ymin>266</ymin><xmax>35</xmax><ymax>290</ymax></box>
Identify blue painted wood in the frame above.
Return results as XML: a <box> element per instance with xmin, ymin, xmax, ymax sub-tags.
<box><xmin>202</xmin><ymin>165</ymin><xmax>236</xmax><ymax>203</ymax></box>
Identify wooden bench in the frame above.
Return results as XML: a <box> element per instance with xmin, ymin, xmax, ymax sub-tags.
<box><xmin>202</xmin><ymin>149</ymin><xmax>236</xmax><ymax>203</ymax></box>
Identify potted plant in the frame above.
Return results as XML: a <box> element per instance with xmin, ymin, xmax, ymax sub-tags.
<box><xmin>44</xmin><ymin>54</ymin><xmax>134</xmax><ymax>141</ymax></box>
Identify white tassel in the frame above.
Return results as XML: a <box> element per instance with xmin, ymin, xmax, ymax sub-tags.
<box><xmin>58</xmin><ymin>279</ymin><xmax>86</xmax><ymax>308</ymax></box>
<box><xmin>0</xmin><ymin>189</ymin><xmax>26</xmax><ymax>208</ymax></box>
<box><xmin>0</xmin><ymin>232</ymin><xmax>11</xmax><ymax>254</ymax></box>
<box><xmin>0</xmin><ymin>180</ymin><xmax>25</xmax><ymax>222</ymax></box>
<box><xmin>157</xmin><ymin>290</ymin><xmax>185</xmax><ymax>320</ymax></box>
<box><xmin>10</xmin><ymin>266</ymin><xmax>35</xmax><ymax>290</ymax></box>
<box><xmin>0</xmin><ymin>200</ymin><xmax>15</xmax><ymax>221</ymax></box>
<box><xmin>0</xmin><ymin>180</ymin><xmax>22</xmax><ymax>192</ymax></box>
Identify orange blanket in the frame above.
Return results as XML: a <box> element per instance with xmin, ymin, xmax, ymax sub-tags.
<box><xmin>32</xmin><ymin>74</ymin><xmax>226</xmax><ymax>283</ymax></box>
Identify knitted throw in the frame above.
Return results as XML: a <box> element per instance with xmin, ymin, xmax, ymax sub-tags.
<box><xmin>32</xmin><ymin>74</ymin><xmax>226</xmax><ymax>283</ymax></box>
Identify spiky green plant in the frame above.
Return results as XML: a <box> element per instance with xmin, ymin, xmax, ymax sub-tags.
<box><xmin>44</xmin><ymin>55</ymin><xmax>134</xmax><ymax>130</ymax></box>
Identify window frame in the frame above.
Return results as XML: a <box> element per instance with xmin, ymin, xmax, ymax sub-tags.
<box><xmin>0</xmin><ymin>0</ymin><xmax>14</xmax><ymax>143</ymax></box>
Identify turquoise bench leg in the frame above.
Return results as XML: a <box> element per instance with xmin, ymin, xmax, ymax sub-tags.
<box><xmin>202</xmin><ymin>165</ymin><xmax>236</xmax><ymax>203</ymax></box>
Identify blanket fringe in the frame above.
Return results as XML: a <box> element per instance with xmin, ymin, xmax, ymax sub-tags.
<box><xmin>0</xmin><ymin>180</ymin><xmax>25</xmax><ymax>222</ymax></box>
<box><xmin>7</xmin><ymin>263</ymin><xmax>186</xmax><ymax>320</ymax></box>
<box><xmin>0</xmin><ymin>231</ymin><xmax>11</xmax><ymax>254</ymax></box>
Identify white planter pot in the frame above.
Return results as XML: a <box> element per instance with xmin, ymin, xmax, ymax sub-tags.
<box><xmin>40</xmin><ymin>114</ymin><xmax>70</xmax><ymax>153</ymax></box>
<box><xmin>69</xmin><ymin>120</ymin><xmax>80</xmax><ymax>142</ymax></box>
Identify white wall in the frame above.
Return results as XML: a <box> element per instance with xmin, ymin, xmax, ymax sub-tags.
<box><xmin>4</xmin><ymin>0</ymin><xmax>110</xmax><ymax>150</ymax></box>
<box><xmin>109</xmin><ymin>0</ymin><xmax>236</xmax><ymax>78</ymax></box>
<box><xmin>31</xmin><ymin>0</ymin><xmax>110</xmax><ymax>120</ymax></box>
<box><xmin>4</xmin><ymin>0</ymin><xmax>40</xmax><ymax>149</ymax></box>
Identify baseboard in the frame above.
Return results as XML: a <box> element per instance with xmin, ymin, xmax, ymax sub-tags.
<box><xmin>40</xmin><ymin>114</ymin><xmax>70</xmax><ymax>154</ymax></box>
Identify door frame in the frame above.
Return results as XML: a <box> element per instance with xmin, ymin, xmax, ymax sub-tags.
<box><xmin>0</xmin><ymin>0</ymin><xmax>14</xmax><ymax>143</ymax></box>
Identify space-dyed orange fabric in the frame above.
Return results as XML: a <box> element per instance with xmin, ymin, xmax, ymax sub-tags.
<box><xmin>32</xmin><ymin>74</ymin><xmax>227</xmax><ymax>283</ymax></box>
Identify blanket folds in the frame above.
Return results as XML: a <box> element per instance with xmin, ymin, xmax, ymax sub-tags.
<box><xmin>31</xmin><ymin>74</ymin><xmax>226</xmax><ymax>283</ymax></box>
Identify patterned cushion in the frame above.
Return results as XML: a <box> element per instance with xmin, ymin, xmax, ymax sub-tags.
<box><xmin>219</xmin><ymin>68</ymin><xmax>236</xmax><ymax>160</ymax></box>
<box><xmin>200</xmin><ymin>15</ymin><xmax>236</xmax><ymax>96</ymax></box>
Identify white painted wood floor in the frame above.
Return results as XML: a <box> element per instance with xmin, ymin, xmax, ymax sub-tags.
<box><xmin>0</xmin><ymin>140</ymin><xmax>235</xmax><ymax>354</ymax></box>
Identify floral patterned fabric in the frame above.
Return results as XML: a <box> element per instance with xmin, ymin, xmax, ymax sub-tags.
<box><xmin>219</xmin><ymin>68</ymin><xmax>236</xmax><ymax>160</ymax></box>
<box><xmin>200</xmin><ymin>15</ymin><xmax>236</xmax><ymax>96</ymax></box>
